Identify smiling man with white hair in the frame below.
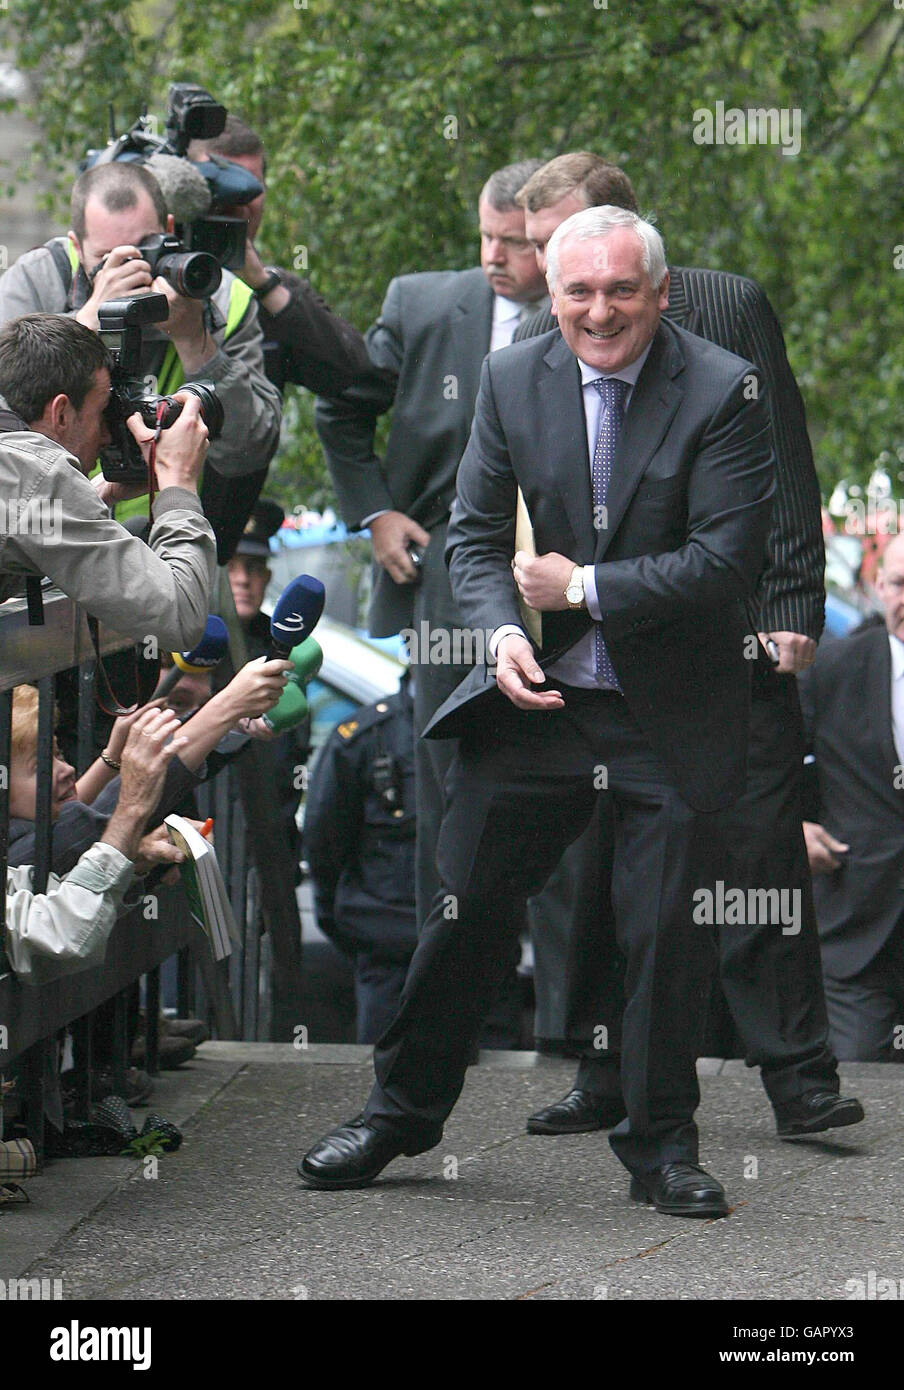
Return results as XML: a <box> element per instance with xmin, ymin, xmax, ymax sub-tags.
<box><xmin>298</xmin><ymin>202</ymin><xmax>777</xmax><ymax>1220</ymax></box>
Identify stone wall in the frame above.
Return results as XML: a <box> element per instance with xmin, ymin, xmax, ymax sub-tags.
<box><xmin>0</xmin><ymin>57</ymin><xmax>58</xmax><ymax>269</ymax></box>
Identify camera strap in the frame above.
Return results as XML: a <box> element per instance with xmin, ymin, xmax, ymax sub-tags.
<box><xmin>88</xmin><ymin>615</ymin><xmax>161</xmax><ymax>717</ymax></box>
<box><xmin>146</xmin><ymin>400</ymin><xmax>168</xmax><ymax>521</ymax></box>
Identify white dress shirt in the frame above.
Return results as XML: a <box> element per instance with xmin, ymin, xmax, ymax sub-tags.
<box><xmin>490</xmin><ymin>294</ymin><xmax>524</xmax><ymax>352</ymax></box>
<box><xmin>889</xmin><ymin>633</ymin><xmax>904</xmax><ymax>766</ymax></box>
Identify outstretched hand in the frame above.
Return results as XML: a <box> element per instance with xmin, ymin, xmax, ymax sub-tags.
<box><xmin>495</xmin><ymin>633</ymin><xmax>563</xmax><ymax>711</ymax></box>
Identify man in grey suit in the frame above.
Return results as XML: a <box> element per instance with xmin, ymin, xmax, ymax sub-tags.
<box><xmin>314</xmin><ymin>160</ymin><xmax>548</xmax><ymax>925</ymax></box>
<box><xmin>299</xmin><ymin>207</ymin><xmax>774</xmax><ymax>1215</ymax></box>
<box><xmin>512</xmin><ymin>153</ymin><xmax>863</xmax><ymax>1140</ymax></box>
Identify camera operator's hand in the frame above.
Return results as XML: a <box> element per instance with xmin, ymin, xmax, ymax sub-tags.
<box><xmin>241</xmin><ymin>240</ymin><xmax>291</xmax><ymax>313</ymax></box>
<box><xmin>125</xmin><ymin>392</ymin><xmax>209</xmax><ymax>495</ymax></box>
<box><xmin>92</xmin><ymin>472</ymin><xmax>152</xmax><ymax>506</ymax></box>
<box><xmin>75</xmin><ymin>246</ymin><xmax>153</xmax><ymax>332</ymax></box>
<box><xmin>153</xmin><ymin>277</ymin><xmax>216</xmax><ymax>373</ymax></box>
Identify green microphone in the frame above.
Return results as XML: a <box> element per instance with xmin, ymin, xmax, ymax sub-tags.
<box><xmin>261</xmin><ymin>637</ymin><xmax>323</xmax><ymax>732</ymax></box>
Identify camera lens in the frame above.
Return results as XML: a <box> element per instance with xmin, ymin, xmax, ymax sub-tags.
<box><xmin>156</xmin><ymin>250</ymin><xmax>222</xmax><ymax>299</ymax></box>
<box><xmin>176</xmin><ymin>382</ymin><xmax>224</xmax><ymax>439</ymax></box>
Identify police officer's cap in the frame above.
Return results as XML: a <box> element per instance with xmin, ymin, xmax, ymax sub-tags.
<box><xmin>234</xmin><ymin>498</ymin><xmax>285</xmax><ymax>559</ymax></box>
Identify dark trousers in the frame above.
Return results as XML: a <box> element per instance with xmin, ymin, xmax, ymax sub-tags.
<box><xmin>532</xmin><ymin>665</ymin><xmax>837</xmax><ymax>1108</ymax></box>
<box><xmin>822</xmin><ymin>930</ymin><xmax>904</xmax><ymax>1061</ymax></box>
<box><xmin>410</xmin><ymin>522</ymin><xmax>473</xmax><ymax>923</ymax></box>
<box><xmin>363</xmin><ymin>689</ymin><xmax>720</xmax><ymax>1176</ymax></box>
<box><xmin>410</xmin><ymin>525</ymin><xmax>521</xmax><ymax>1048</ymax></box>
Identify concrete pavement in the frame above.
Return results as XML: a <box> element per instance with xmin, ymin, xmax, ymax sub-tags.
<box><xmin>3</xmin><ymin>1045</ymin><xmax>902</xmax><ymax>1301</ymax></box>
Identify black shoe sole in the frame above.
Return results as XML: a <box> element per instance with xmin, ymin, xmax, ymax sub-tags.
<box><xmin>297</xmin><ymin>1135</ymin><xmax>441</xmax><ymax>1190</ymax></box>
<box><xmin>297</xmin><ymin>1165</ymin><xmax>388</xmax><ymax>1191</ymax></box>
<box><xmin>776</xmin><ymin>1099</ymin><xmax>865</xmax><ymax>1139</ymax></box>
<box><xmin>629</xmin><ymin>1176</ymin><xmax>729</xmax><ymax>1219</ymax></box>
<box><xmin>527</xmin><ymin>1115</ymin><xmax>608</xmax><ymax>1135</ymax></box>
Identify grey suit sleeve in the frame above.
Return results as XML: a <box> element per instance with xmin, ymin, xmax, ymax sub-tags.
<box><xmin>446</xmin><ymin>358</ymin><xmax>525</xmax><ymax>635</ymax></box>
<box><xmin>313</xmin><ymin>278</ymin><xmax>404</xmax><ymax>528</ymax></box>
<box><xmin>730</xmin><ymin>281</ymin><xmax>824</xmax><ymax>639</ymax></box>
<box><xmin>183</xmin><ymin>296</ymin><xmax>282</xmax><ymax>477</ymax></box>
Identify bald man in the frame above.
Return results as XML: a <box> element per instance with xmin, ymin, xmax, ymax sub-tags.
<box><xmin>799</xmin><ymin>532</ymin><xmax>904</xmax><ymax>1059</ymax></box>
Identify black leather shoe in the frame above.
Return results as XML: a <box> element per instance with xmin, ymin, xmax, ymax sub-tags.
<box><xmin>774</xmin><ymin>1089</ymin><xmax>865</xmax><ymax>1139</ymax></box>
<box><xmin>629</xmin><ymin>1162</ymin><xmax>730</xmax><ymax>1218</ymax></box>
<box><xmin>527</xmin><ymin>1088</ymin><xmax>627</xmax><ymax>1135</ymax></box>
<box><xmin>297</xmin><ymin>1117</ymin><xmax>441</xmax><ymax>1190</ymax></box>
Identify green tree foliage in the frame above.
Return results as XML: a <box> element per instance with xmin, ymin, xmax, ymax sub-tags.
<box><xmin>5</xmin><ymin>0</ymin><xmax>902</xmax><ymax>505</ymax></box>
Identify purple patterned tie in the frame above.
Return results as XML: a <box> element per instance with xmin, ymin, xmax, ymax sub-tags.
<box><xmin>591</xmin><ymin>377</ymin><xmax>630</xmax><ymax>689</ymax></box>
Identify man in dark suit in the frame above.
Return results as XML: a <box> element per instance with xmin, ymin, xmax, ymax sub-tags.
<box><xmin>314</xmin><ymin>160</ymin><xmax>548</xmax><ymax>925</ymax></box>
<box><xmin>299</xmin><ymin>206</ymin><xmax>774</xmax><ymax>1216</ymax></box>
<box><xmin>799</xmin><ymin>537</ymin><xmax>904</xmax><ymax>1059</ymax></box>
<box><xmin>514</xmin><ymin>153</ymin><xmax>863</xmax><ymax>1141</ymax></box>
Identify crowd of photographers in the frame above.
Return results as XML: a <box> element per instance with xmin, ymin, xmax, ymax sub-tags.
<box><xmin>0</xmin><ymin>90</ymin><xmax>380</xmax><ymax>1159</ymax></box>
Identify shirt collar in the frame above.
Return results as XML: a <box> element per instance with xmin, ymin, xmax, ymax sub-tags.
<box><xmin>493</xmin><ymin>293</ymin><xmax>523</xmax><ymax>324</ymax></box>
<box><xmin>578</xmin><ymin>337</ymin><xmax>653</xmax><ymax>391</ymax></box>
<box><xmin>889</xmin><ymin>633</ymin><xmax>904</xmax><ymax>681</ymax></box>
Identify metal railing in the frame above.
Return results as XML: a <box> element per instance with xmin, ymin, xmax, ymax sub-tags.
<box><xmin>0</xmin><ymin>582</ymin><xmax>305</xmax><ymax>1162</ymax></box>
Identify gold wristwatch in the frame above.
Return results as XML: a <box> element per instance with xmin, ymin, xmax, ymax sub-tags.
<box><xmin>564</xmin><ymin>566</ymin><xmax>586</xmax><ymax>610</ymax></box>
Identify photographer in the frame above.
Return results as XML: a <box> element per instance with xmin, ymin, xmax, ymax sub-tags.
<box><xmin>190</xmin><ymin>115</ymin><xmax>376</xmax><ymax>397</ymax></box>
<box><xmin>0</xmin><ymin>313</ymin><xmax>215</xmax><ymax>651</ymax></box>
<box><xmin>4</xmin><ymin>707</ymin><xmax>188</xmax><ymax>986</ymax></box>
<box><xmin>0</xmin><ymin>161</ymin><xmax>281</xmax><ymax>560</ymax></box>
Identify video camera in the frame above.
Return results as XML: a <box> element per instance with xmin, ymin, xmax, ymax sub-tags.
<box><xmin>97</xmin><ymin>294</ymin><xmax>223</xmax><ymax>483</ymax></box>
<box><xmin>83</xmin><ymin>82</ymin><xmax>261</xmax><ymax>272</ymax></box>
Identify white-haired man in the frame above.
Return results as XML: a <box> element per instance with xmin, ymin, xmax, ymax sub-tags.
<box><xmin>298</xmin><ymin>207</ymin><xmax>775</xmax><ymax>1218</ymax></box>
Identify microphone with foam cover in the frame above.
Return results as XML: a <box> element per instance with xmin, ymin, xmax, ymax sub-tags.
<box><xmin>261</xmin><ymin>637</ymin><xmax>323</xmax><ymax>733</ymax></box>
<box><xmin>268</xmin><ymin>575</ymin><xmax>325</xmax><ymax>659</ymax></box>
<box><xmin>155</xmin><ymin>615</ymin><xmax>229</xmax><ymax>699</ymax></box>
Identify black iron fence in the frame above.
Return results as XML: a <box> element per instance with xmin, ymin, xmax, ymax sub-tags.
<box><xmin>0</xmin><ymin>582</ymin><xmax>305</xmax><ymax>1163</ymax></box>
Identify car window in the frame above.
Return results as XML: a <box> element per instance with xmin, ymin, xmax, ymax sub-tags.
<box><xmin>306</xmin><ymin>677</ymin><xmax>360</xmax><ymax>755</ymax></box>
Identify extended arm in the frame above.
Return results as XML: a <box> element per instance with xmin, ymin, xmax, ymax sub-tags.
<box><xmin>1</xmin><ymin>438</ymin><xmax>215</xmax><ymax>651</ymax></box>
<box><xmin>258</xmin><ymin>271</ymin><xmax>375</xmax><ymax>395</ymax></box>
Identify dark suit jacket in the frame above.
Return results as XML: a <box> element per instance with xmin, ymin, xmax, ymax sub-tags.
<box><xmin>314</xmin><ymin>267</ymin><xmax>494</xmax><ymax>637</ymax></box>
<box><xmin>426</xmin><ymin>320</ymin><xmax>775</xmax><ymax>813</ymax></box>
<box><xmin>516</xmin><ymin>266</ymin><xmax>824</xmax><ymax>641</ymax></box>
<box><xmin>798</xmin><ymin>624</ymin><xmax>904</xmax><ymax>978</ymax></box>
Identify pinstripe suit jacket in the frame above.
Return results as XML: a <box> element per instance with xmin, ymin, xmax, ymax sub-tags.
<box><xmin>515</xmin><ymin>266</ymin><xmax>824</xmax><ymax>639</ymax></box>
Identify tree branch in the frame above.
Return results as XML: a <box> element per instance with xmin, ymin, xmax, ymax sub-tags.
<box><xmin>816</xmin><ymin>16</ymin><xmax>904</xmax><ymax>153</ymax></box>
<box><xmin>842</xmin><ymin>1</ymin><xmax>890</xmax><ymax>62</ymax></box>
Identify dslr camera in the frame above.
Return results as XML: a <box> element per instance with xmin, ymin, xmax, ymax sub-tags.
<box><xmin>135</xmin><ymin>233</ymin><xmax>221</xmax><ymax>300</ymax></box>
<box><xmin>97</xmin><ymin>294</ymin><xmax>223</xmax><ymax>483</ymax></box>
